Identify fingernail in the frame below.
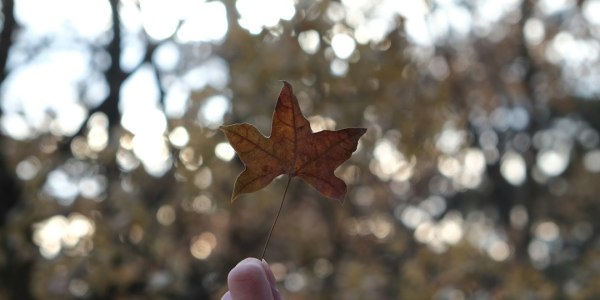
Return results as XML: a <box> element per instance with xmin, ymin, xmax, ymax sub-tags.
<box><xmin>260</xmin><ymin>259</ymin><xmax>270</xmax><ymax>271</ymax></box>
<box><xmin>261</xmin><ymin>259</ymin><xmax>278</xmax><ymax>286</ymax></box>
<box><xmin>272</xmin><ymin>286</ymin><xmax>282</xmax><ymax>300</ymax></box>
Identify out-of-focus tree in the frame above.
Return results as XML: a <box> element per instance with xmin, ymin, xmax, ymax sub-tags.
<box><xmin>1</xmin><ymin>0</ymin><xmax>600</xmax><ymax>299</ymax></box>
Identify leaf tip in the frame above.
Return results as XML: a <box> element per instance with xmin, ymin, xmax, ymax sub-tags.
<box><xmin>230</xmin><ymin>188</ymin><xmax>243</xmax><ymax>203</ymax></box>
<box><xmin>349</xmin><ymin>127</ymin><xmax>368</xmax><ymax>143</ymax></box>
<box><xmin>280</xmin><ymin>80</ymin><xmax>293</xmax><ymax>91</ymax></box>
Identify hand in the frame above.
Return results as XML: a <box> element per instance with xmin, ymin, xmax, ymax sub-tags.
<box><xmin>221</xmin><ymin>258</ymin><xmax>282</xmax><ymax>300</ymax></box>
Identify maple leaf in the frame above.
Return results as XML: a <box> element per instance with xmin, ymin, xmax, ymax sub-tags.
<box><xmin>220</xmin><ymin>81</ymin><xmax>366</xmax><ymax>202</ymax></box>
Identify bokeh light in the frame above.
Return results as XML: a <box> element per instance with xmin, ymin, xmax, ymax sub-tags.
<box><xmin>33</xmin><ymin>213</ymin><xmax>95</xmax><ymax>259</ymax></box>
<box><xmin>236</xmin><ymin>0</ymin><xmax>295</xmax><ymax>34</ymax></box>
<box><xmin>2</xmin><ymin>0</ymin><xmax>600</xmax><ymax>299</ymax></box>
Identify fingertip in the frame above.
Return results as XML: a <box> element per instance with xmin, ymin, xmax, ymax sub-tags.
<box><xmin>221</xmin><ymin>291</ymin><xmax>232</xmax><ymax>300</ymax></box>
<box><xmin>227</xmin><ymin>258</ymin><xmax>274</xmax><ymax>300</ymax></box>
<box><xmin>261</xmin><ymin>259</ymin><xmax>282</xmax><ymax>300</ymax></box>
<box><xmin>261</xmin><ymin>259</ymin><xmax>277</xmax><ymax>286</ymax></box>
<box><xmin>228</xmin><ymin>258</ymin><xmax>265</xmax><ymax>285</ymax></box>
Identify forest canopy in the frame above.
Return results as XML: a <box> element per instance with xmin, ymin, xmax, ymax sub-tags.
<box><xmin>1</xmin><ymin>0</ymin><xmax>600</xmax><ymax>299</ymax></box>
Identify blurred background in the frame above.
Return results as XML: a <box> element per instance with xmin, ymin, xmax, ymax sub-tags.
<box><xmin>1</xmin><ymin>0</ymin><xmax>599</xmax><ymax>299</ymax></box>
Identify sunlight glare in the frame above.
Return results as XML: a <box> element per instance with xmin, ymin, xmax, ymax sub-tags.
<box><xmin>463</xmin><ymin>148</ymin><xmax>485</xmax><ymax>176</ymax></box>
<box><xmin>331</xmin><ymin>34</ymin><xmax>356</xmax><ymax>59</ymax></box>
<box><xmin>176</xmin><ymin>1</ymin><xmax>228</xmax><ymax>43</ymax></box>
<box><xmin>198</xmin><ymin>95</ymin><xmax>231</xmax><ymax>128</ymax></box>
<box><xmin>477</xmin><ymin>0</ymin><xmax>520</xmax><ymax>23</ymax></box>
<box><xmin>120</xmin><ymin>66</ymin><xmax>162</xmax><ymax>133</ymax></box>
<box><xmin>537</xmin><ymin>150</ymin><xmax>569</xmax><ymax>177</ymax></box>
<box><xmin>371</xmin><ymin>139</ymin><xmax>413</xmax><ymax>181</ymax></box>
<box><xmin>215</xmin><ymin>142</ymin><xmax>236</xmax><ymax>161</ymax></box>
<box><xmin>236</xmin><ymin>0</ymin><xmax>296</xmax><ymax>34</ymax></box>
<box><xmin>33</xmin><ymin>214</ymin><xmax>95</xmax><ymax>259</ymax></box>
<box><xmin>183</xmin><ymin>57</ymin><xmax>230</xmax><ymax>90</ymax></box>
<box><xmin>538</xmin><ymin>0</ymin><xmax>575</xmax><ymax>15</ymax></box>
<box><xmin>308</xmin><ymin>116</ymin><xmax>337</xmax><ymax>132</ymax></box>
<box><xmin>583</xmin><ymin>0</ymin><xmax>600</xmax><ymax>25</ymax></box>
<box><xmin>414</xmin><ymin>221</ymin><xmax>435</xmax><ymax>244</ymax></box>
<box><xmin>405</xmin><ymin>18</ymin><xmax>434</xmax><ymax>46</ymax></box>
<box><xmin>501</xmin><ymin>151</ymin><xmax>527</xmax><ymax>185</ymax></box>
<box><xmin>15</xmin><ymin>0</ymin><xmax>111</xmax><ymax>39</ymax></box>
<box><xmin>132</xmin><ymin>133</ymin><xmax>172</xmax><ymax>177</ymax></box>
<box><xmin>0</xmin><ymin>114</ymin><xmax>32</xmax><ymax>140</ymax></box>
<box><xmin>524</xmin><ymin>18</ymin><xmax>545</xmax><ymax>46</ymax></box>
<box><xmin>64</xmin><ymin>213</ymin><xmax>96</xmax><ymax>246</ymax></box>
<box><xmin>87</xmin><ymin>113</ymin><xmax>109</xmax><ymax>152</ymax></box>
<box><xmin>298</xmin><ymin>30</ymin><xmax>321</xmax><ymax>55</ymax></box>
<box><xmin>122</xmin><ymin>105</ymin><xmax>166</xmax><ymax>136</ymax></box>
<box><xmin>327</xmin><ymin>2</ymin><xmax>345</xmax><ymax>22</ymax></box>
<box><xmin>123</xmin><ymin>102</ymin><xmax>171</xmax><ymax>175</ymax></box>
<box><xmin>436</xmin><ymin>125</ymin><xmax>465</xmax><ymax>154</ymax></box>
<box><xmin>342</xmin><ymin>0</ymin><xmax>430</xmax><ymax>44</ymax></box>
<box><xmin>2</xmin><ymin>49</ymin><xmax>90</xmax><ymax>137</ymax></box>
<box><xmin>548</xmin><ymin>32</ymin><xmax>598</xmax><ymax>67</ymax></box>
<box><xmin>168</xmin><ymin>126</ymin><xmax>190</xmax><ymax>149</ymax></box>
<box><xmin>438</xmin><ymin>155</ymin><xmax>461</xmax><ymax>177</ymax></box>
<box><xmin>439</xmin><ymin>217</ymin><xmax>463</xmax><ymax>245</ymax></box>
<box><xmin>164</xmin><ymin>81</ymin><xmax>190</xmax><ymax>118</ymax></box>
<box><xmin>50</xmin><ymin>103</ymin><xmax>88</xmax><ymax>136</ymax></box>
<box><xmin>153</xmin><ymin>42</ymin><xmax>180</xmax><ymax>72</ymax></box>
<box><xmin>140</xmin><ymin>0</ymin><xmax>179</xmax><ymax>40</ymax></box>
<box><xmin>33</xmin><ymin>215</ymin><xmax>68</xmax><ymax>259</ymax></box>
<box><xmin>69</xmin><ymin>0</ymin><xmax>112</xmax><ymax>38</ymax></box>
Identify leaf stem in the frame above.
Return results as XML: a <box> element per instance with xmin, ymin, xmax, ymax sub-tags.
<box><xmin>261</xmin><ymin>175</ymin><xmax>292</xmax><ymax>260</ymax></box>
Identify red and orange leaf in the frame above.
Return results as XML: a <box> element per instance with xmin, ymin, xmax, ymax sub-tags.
<box><xmin>220</xmin><ymin>81</ymin><xmax>366</xmax><ymax>202</ymax></box>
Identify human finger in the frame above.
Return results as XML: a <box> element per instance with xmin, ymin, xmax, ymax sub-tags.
<box><xmin>227</xmin><ymin>258</ymin><xmax>275</xmax><ymax>300</ymax></box>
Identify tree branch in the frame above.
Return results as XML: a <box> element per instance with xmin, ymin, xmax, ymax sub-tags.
<box><xmin>0</xmin><ymin>0</ymin><xmax>16</xmax><ymax>93</ymax></box>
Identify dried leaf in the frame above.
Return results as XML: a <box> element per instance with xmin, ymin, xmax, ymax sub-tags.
<box><xmin>220</xmin><ymin>82</ymin><xmax>366</xmax><ymax>202</ymax></box>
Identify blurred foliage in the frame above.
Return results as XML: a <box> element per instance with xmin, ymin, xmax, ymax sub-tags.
<box><xmin>1</xmin><ymin>0</ymin><xmax>600</xmax><ymax>299</ymax></box>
